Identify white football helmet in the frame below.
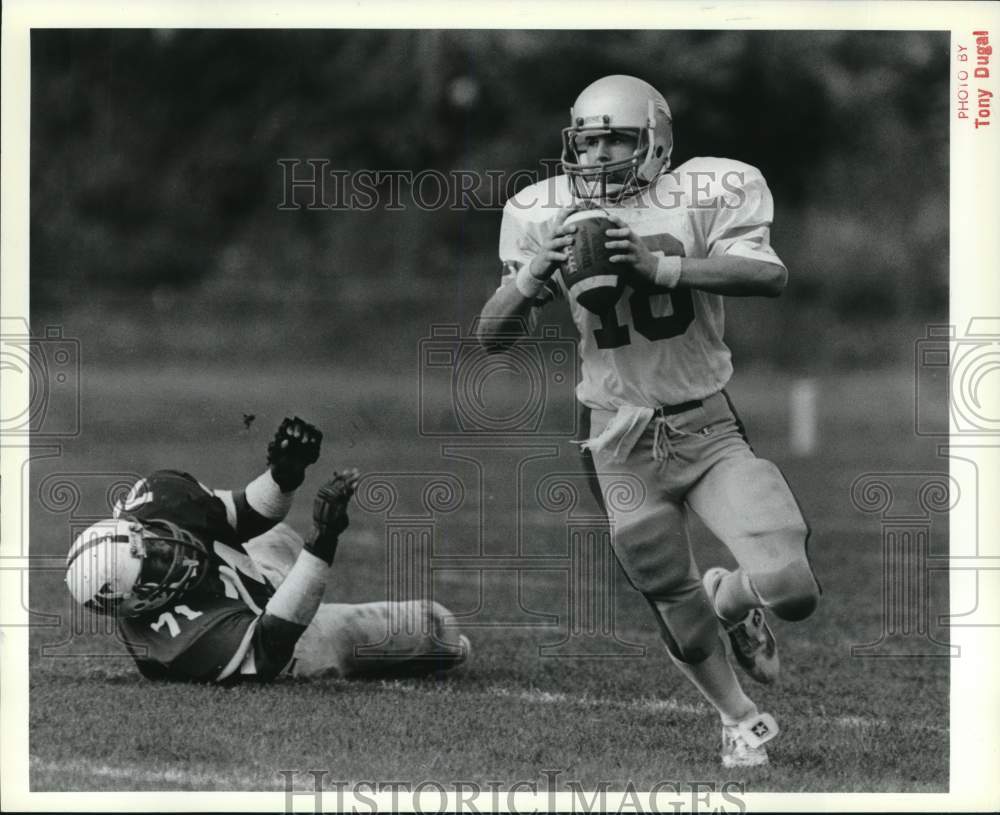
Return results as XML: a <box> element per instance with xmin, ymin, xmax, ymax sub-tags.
<box><xmin>65</xmin><ymin>517</ymin><xmax>210</xmax><ymax>618</ymax></box>
<box><xmin>561</xmin><ymin>74</ymin><xmax>673</xmax><ymax>203</ymax></box>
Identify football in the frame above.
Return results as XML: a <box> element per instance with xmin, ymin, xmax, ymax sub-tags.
<box><xmin>560</xmin><ymin>209</ymin><xmax>624</xmax><ymax>315</ymax></box>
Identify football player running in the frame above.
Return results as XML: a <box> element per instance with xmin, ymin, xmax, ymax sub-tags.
<box><xmin>477</xmin><ymin>75</ymin><xmax>820</xmax><ymax>767</ymax></box>
<box><xmin>65</xmin><ymin>417</ymin><xmax>469</xmax><ymax>683</ymax></box>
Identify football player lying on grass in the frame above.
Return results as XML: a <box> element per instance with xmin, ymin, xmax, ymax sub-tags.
<box><xmin>65</xmin><ymin>417</ymin><xmax>470</xmax><ymax>683</ymax></box>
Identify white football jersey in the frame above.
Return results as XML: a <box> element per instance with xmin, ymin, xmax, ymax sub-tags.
<box><xmin>497</xmin><ymin>157</ymin><xmax>785</xmax><ymax>410</ymax></box>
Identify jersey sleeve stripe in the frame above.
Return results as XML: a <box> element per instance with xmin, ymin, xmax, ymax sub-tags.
<box><xmin>217</xmin><ymin>564</ymin><xmax>265</xmax><ymax>615</ymax></box>
<box><xmin>215</xmin><ymin>617</ymin><xmax>259</xmax><ymax>681</ymax></box>
<box><xmin>213</xmin><ymin>489</ymin><xmax>239</xmax><ymax>531</ymax></box>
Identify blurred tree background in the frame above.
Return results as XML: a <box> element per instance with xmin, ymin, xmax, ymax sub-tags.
<box><xmin>31</xmin><ymin>29</ymin><xmax>948</xmax><ymax>371</ymax></box>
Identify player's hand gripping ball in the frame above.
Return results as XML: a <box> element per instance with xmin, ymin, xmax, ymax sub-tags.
<box><xmin>266</xmin><ymin>416</ymin><xmax>323</xmax><ymax>492</ymax></box>
<box><xmin>560</xmin><ymin>209</ymin><xmax>625</xmax><ymax>315</ymax></box>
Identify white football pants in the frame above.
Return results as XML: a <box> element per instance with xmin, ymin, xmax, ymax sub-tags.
<box><xmin>244</xmin><ymin>523</ymin><xmax>468</xmax><ymax>678</ymax></box>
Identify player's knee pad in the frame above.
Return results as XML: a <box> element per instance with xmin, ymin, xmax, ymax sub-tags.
<box><xmin>611</xmin><ymin>516</ymin><xmax>692</xmax><ymax>598</ymax></box>
<box><xmin>646</xmin><ymin>583</ymin><xmax>719</xmax><ymax>664</ymax></box>
<box><xmin>751</xmin><ymin>560</ymin><xmax>820</xmax><ymax>622</ymax></box>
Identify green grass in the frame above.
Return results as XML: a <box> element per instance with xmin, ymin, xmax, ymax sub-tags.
<box><xmin>28</xmin><ymin>362</ymin><xmax>950</xmax><ymax>792</ymax></box>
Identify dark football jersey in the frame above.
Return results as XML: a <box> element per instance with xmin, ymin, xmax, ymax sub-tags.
<box><xmin>113</xmin><ymin>470</ymin><xmax>277</xmax><ymax>681</ymax></box>
<box><xmin>115</xmin><ymin>469</ymin><xmax>239</xmax><ymax>548</ymax></box>
<box><xmin>120</xmin><ymin>599</ymin><xmax>258</xmax><ymax>681</ymax></box>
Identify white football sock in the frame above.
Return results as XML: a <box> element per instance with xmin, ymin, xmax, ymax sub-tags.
<box><xmin>714</xmin><ymin>569</ymin><xmax>762</xmax><ymax>623</ymax></box>
<box><xmin>669</xmin><ymin>636</ymin><xmax>757</xmax><ymax>726</ymax></box>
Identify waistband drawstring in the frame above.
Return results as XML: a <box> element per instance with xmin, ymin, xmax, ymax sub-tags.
<box><xmin>652</xmin><ymin>416</ymin><xmax>695</xmax><ymax>461</ymax></box>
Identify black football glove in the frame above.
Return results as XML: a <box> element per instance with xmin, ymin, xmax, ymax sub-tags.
<box><xmin>266</xmin><ymin>416</ymin><xmax>322</xmax><ymax>492</ymax></box>
<box><xmin>303</xmin><ymin>468</ymin><xmax>360</xmax><ymax>565</ymax></box>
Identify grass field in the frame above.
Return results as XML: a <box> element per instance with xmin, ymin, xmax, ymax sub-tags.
<box><xmin>26</xmin><ymin>358</ymin><xmax>950</xmax><ymax>793</ymax></box>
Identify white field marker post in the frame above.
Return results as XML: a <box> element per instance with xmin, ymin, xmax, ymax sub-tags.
<box><xmin>789</xmin><ymin>378</ymin><xmax>818</xmax><ymax>457</ymax></box>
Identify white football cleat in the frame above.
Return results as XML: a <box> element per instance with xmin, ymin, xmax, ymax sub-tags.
<box><xmin>703</xmin><ymin>567</ymin><xmax>780</xmax><ymax>685</ymax></box>
<box><xmin>721</xmin><ymin>711</ymin><xmax>779</xmax><ymax>768</ymax></box>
